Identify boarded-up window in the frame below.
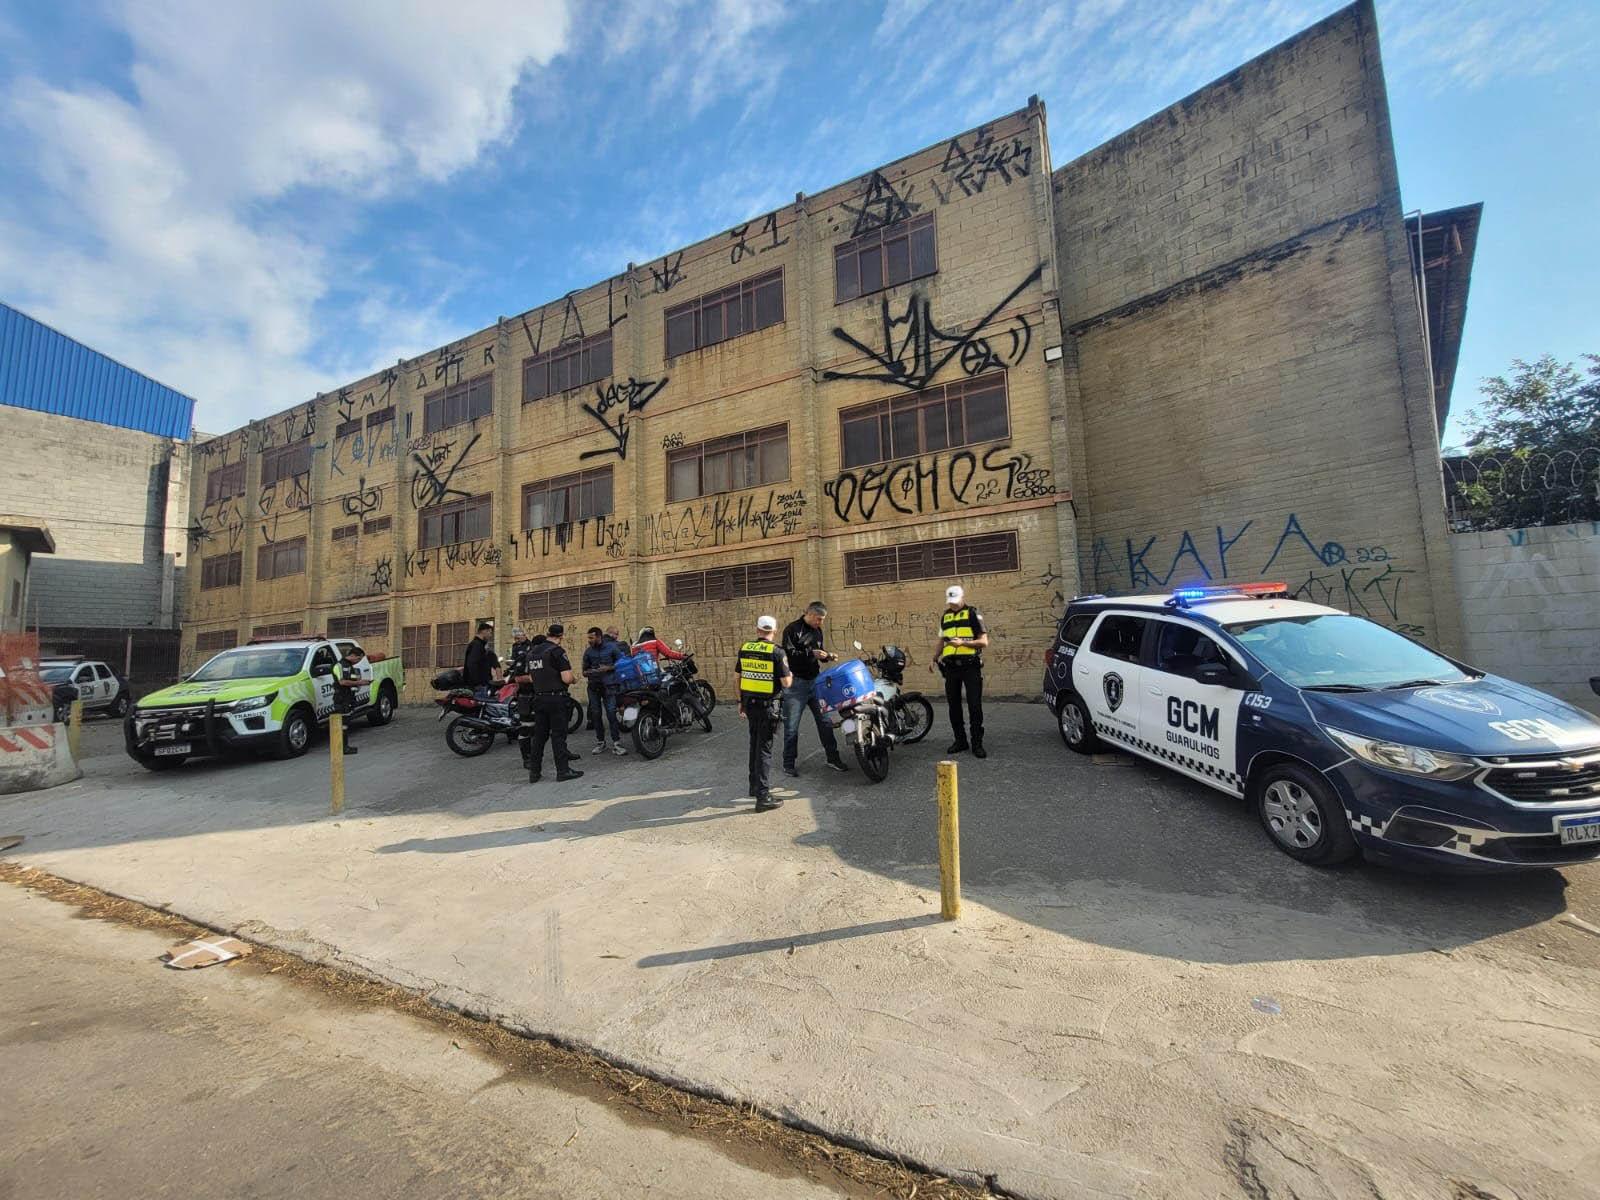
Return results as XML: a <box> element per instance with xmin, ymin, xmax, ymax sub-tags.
<box><xmin>423</xmin><ymin>373</ymin><xmax>493</xmax><ymax>434</ymax></box>
<box><xmin>255</xmin><ymin>536</ymin><xmax>306</xmax><ymax>581</ymax></box>
<box><xmin>434</xmin><ymin>621</ymin><xmax>471</xmax><ymax>669</ymax></box>
<box><xmin>522</xmin><ymin>330</ymin><xmax>613</xmax><ymax>403</ymax></box>
<box><xmin>664</xmin><ymin>269</ymin><xmax>783</xmax><ymax>358</ymax></box>
<box><xmin>200</xmin><ymin>551</ymin><xmax>242</xmax><ymax>590</ymax></box>
<box><xmin>839</xmin><ymin>373</ymin><xmax>1009</xmax><ymax>469</ymax></box>
<box><xmin>251</xmin><ymin>621</ymin><xmax>303</xmax><ymax>639</ymax></box>
<box><xmin>844</xmin><ymin>531</ymin><xmax>1018</xmax><ymax>586</ymax></box>
<box><xmin>205</xmin><ymin>461</ymin><xmax>245</xmax><ymax>505</ymax></box>
<box><xmin>331</xmin><ymin>523</ymin><xmax>358</xmax><ymax>541</ymax></box>
<box><xmin>666</xmin><ymin>558</ymin><xmax>793</xmax><ymax>605</ymax></box>
<box><xmin>518</xmin><ymin>582</ymin><xmax>616</xmax><ymax>624</ymax></box>
<box><xmin>328</xmin><ymin>611</ymin><xmax>389</xmax><ymax>641</ymax></box>
<box><xmin>401</xmin><ymin>624</ymin><xmax>431</xmax><ymax>668</ymax></box>
<box><xmin>835</xmin><ymin>213</ymin><xmax>936</xmax><ymax>302</ymax></box>
<box><xmin>667</xmin><ymin>424</ymin><xmax>788</xmax><ymax>502</ymax></box>
<box><xmin>417</xmin><ymin>494</ymin><xmax>492</xmax><ymax>549</ymax></box>
<box><xmin>367</xmin><ymin>406</ymin><xmax>395</xmax><ymax>430</ymax></box>
<box><xmin>522</xmin><ymin>467</ymin><xmax>613</xmax><ymax>530</ymax></box>
<box><xmin>195</xmin><ymin>629</ymin><xmax>239</xmax><ymax>656</ymax></box>
<box><xmin>335</xmin><ymin>417</ymin><xmax>362</xmax><ymax>439</ymax></box>
<box><xmin>363</xmin><ymin>515</ymin><xmax>391</xmax><ymax>535</ymax></box>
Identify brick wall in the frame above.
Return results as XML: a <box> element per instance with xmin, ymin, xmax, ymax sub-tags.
<box><xmin>1451</xmin><ymin>522</ymin><xmax>1600</xmax><ymax>716</ymax></box>
<box><xmin>0</xmin><ymin>404</ymin><xmax>187</xmax><ymax>631</ymax></box>
<box><xmin>1051</xmin><ymin>0</ymin><xmax>1465</xmax><ymax>654</ymax></box>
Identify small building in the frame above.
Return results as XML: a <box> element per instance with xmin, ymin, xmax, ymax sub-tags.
<box><xmin>0</xmin><ymin>516</ymin><xmax>55</xmax><ymax>633</ymax></box>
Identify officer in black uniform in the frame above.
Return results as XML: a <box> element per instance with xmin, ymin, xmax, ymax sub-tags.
<box><xmin>513</xmin><ymin>623</ymin><xmax>582</xmax><ymax>783</ymax></box>
<box><xmin>737</xmin><ymin>614</ymin><xmax>792</xmax><ymax>811</ymax></box>
<box><xmin>936</xmin><ymin>584</ymin><xmax>989</xmax><ymax>758</ymax></box>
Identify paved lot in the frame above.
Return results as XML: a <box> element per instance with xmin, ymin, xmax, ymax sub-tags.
<box><xmin>4</xmin><ymin>705</ymin><xmax>1599</xmax><ymax>1198</ymax></box>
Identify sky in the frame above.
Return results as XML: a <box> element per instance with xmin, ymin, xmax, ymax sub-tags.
<box><xmin>0</xmin><ymin>0</ymin><xmax>1595</xmax><ymax>449</ymax></box>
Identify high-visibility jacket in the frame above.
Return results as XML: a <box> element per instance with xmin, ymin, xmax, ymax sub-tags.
<box><xmin>940</xmin><ymin>607</ymin><xmax>980</xmax><ymax>661</ymax></box>
<box><xmin>738</xmin><ymin>639</ymin><xmax>780</xmax><ymax>696</ymax></box>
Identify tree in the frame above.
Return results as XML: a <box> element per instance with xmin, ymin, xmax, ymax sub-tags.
<box><xmin>1445</xmin><ymin>354</ymin><xmax>1600</xmax><ymax>531</ymax></box>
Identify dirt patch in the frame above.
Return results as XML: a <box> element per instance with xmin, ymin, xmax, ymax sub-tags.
<box><xmin>0</xmin><ymin>861</ymin><xmax>998</xmax><ymax>1199</ymax></box>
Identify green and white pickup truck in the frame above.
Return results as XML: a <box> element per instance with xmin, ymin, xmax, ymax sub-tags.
<box><xmin>124</xmin><ymin>637</ymin><xmax>403</xmax><ymax>770</ymax></box>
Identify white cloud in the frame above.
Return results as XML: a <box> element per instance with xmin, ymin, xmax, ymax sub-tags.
<box><xmin>1380</xmin><ymin>0</ymin><xmax>1597</xmax><ymax>92</ymax></box>
<box><xmin>0</xmin><ymin>1</ymin><xmax>572</xmax><ymax>431</ymax></box>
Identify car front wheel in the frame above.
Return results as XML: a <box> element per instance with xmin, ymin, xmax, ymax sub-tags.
<box><xmin>1056</xmin><ymin>693</ymin><xmax>1099</xmax><ymax>754</ymax></box>
<box><xmin>1252</xmin><ymin>762</ymin><xmax>1357</xmax><ymax>866</ymax></box>
<box><xmin>273</xmin><ymin>707</ymin><xmax>315</xmax><ymax>760</ymax></box>
<box><xmin>110</xmin><ymin>693</ymin><xmax>131</xmax><ymax>718</ymax></box>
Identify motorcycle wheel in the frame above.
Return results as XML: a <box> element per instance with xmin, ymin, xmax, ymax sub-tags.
<box><xmin>566</xmin><ymin>696</ymin><xmax>583</xmax><ymax>735</ymax></box>
<box><xmin>896</xmin><ymin>694</ymin><xmax>934</xmax><ymax>744</ymax></box>
<box><xmin>854</xmin><ymin>733</ymin><xmax>890</xmax><ymax>783</ymax></box>
<box><xmin>633</xmin><ymin>709</ymin><xmax>667</xmax><ymax>760</ymax></box>
<box><xmin>445</xmin><ymin>718</ymin><xmax>496</xmax><ymax>758</ymax></box>
<box><xmin>691</xmin><ymin>680</ymin><xmax>716</xmax><ymax>717</ymax></box>
<box><xmin>685</xmin><ymin>690</ymin><xmax>712</xmax><ymax>734</ymax></box>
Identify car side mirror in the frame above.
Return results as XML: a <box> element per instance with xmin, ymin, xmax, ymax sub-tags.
<box><xmin>852</xmin><ymin>640</ymin><xmax>863</xmax><ymax>651</ymax></box>
<box><xmin>1194</xmin><ymin>662</ymin><xmax>1235</xmax><ymax>687</ymax></box>
<box><xmin>674</xmin><ymin>639</ymin><xmax>683</xmax><ymax>648</ymax></box>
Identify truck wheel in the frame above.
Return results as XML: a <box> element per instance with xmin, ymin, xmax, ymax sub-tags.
<box><xmin>1252</xmin><ymin>762</ymin><xmax>1357</xmax><ymax>866</ymax></box>
<box><xmin>367</xmin><ymin>684</ymin><xmax>396</xmax><ymax>727</ymax></box>
<box><xmin>110</xmin><ymin>693</ymin><xmax>131</xmax><ymax>719</ymax></box>
<box><xmin>1056</xmin><ymin>693</ymin><xmax>1100</xmax><ymax>754</ymax></box>
<box><xmin>273</xmin><ymin>706</ymin><xmax>315</xmax><ymax>760</ymax></box>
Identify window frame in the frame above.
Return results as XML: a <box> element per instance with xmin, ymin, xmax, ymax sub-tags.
<box><xmin>522</xmin><ymin>330</ymin><xmax>613</xmax><ymax>404</ymax></box>
<box><xmin>1059</xmin><ymin>613</ymin><xmax>1095</xmax><ymax>649</ymax></box>
<box><xmin>842</xmin><ymin>531</ymin><xmax>1019</xmax><ymax>587</ymax></box>
<box><xmin>664</xmin><ymin>268</ymin><xmax>784</xmax><ymax>360</ymax></box>
<box><xmin>200</xmin><ymin>550</ymin><xmax>243</xmax><ymax>591</ymax></box>
<box><xmin>838</xmin><ymin>372</ymin><xmax>1010</xmax><ymax>470</ymax></box>
<box><xmin>521</xmin><ymin>467</ymin><xmax>614</xmax><ymax>532</ymax></box>
<box><xmin>417</xmin><ymin>493</ymin><xmax>493</xmax><ymax>550</ymax></box>
<box><xmin>517</xmin><ymin>581</ymin><xmax>616</xmax><ymax>624</ymax></box>
<box><xmin>254</xmin><ymin>536</ymin><xmax>306</xmax><ymax>582</ymax></box>
<box><xmin>434</xmin><ymin>621</ymin><xmax>471</xmax><ymax>670</ymax></box>
<box><xmin>423</xmin><ymin>372</ymin><xmax>494</xmax><ymax>435</ymax></box>
<box><xmin>666</xmin><ymin>423</ymin><xmax>789</xmax><ymax>503</ymax></box>
<box><xmin>260</xmin><ymin>442</ymin><xmax>312</xmax><ymax>489</ymax></box>
<box><xmin>401</xmin><ymin>624</ymin><xmax>432</xmax><ymax>668</ymax></box>
<box><xmin>1088</xmin><ymin>614</ymin><xmax>1149</xmax><ymax>665</ymax></box>
<box><xmin>194</xmin><ymin>629</ymin><xmax>239</xmax><ymax>657</ymax></box>
<box><xmin>665</xmin><ymin>558</ymin><xmax>793</xmax><ymax>605</ymax></box>
<box><xmin>362</xmin><ymin>515</ymin><xmax>391</xmax><ymax>535</ymax></box>
<box><xmin>327</xmin><ymin>611</ymin><xmax>390</xmax><ymax>642</ymax></box>
<box><xmin>834</xmin><ymin>212</ymin><xmax>937</xmax><ymax>304</ymax></box>
<box><xmin>205</xmin><ymin>461</ymin><xmax>245</xmax><ymax>506</ymax></box>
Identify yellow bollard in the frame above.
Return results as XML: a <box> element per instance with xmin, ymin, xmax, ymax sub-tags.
<box><xmin>936</xmin><ymin>759</ymin><xmax>961</xmax><ymax>920</ymax></box>
<box><xmin>67</xmin><ymin>698</ymin><xmax>83</xmax><ymax>762</ymax></box>
<box><xmin>329</xmin><ymin>713</ymin><xmax>345</xmax><ymax>815</ymax></box>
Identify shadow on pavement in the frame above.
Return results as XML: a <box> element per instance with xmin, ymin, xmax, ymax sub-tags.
<box><xmin>637</xmin><ymin>914</ymin><xmax>946</xmax><ymax>966</ymax></box>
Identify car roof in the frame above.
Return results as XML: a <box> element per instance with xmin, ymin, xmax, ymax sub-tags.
<box><xmin>1066</xmin><ymin>593</ymin><xmax>1341</xmax><ymax>627</ymax></box>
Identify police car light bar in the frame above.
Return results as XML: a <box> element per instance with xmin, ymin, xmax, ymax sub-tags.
<box><xmin>1166</xmin><ymin>582</ymin><xmax>1288</xmax><ymax>608</ymax></box>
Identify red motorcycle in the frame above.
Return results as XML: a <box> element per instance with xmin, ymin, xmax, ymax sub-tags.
<box><xmin>435</xmin><ymin>680</ymin><xmax>581</xmax><ymax>757</ymax></box>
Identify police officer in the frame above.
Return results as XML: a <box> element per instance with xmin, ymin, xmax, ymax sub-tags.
<box><xmin>737</xmin><ymin>615</ymin><xmax>792</xmax><ymax>811</ymax></box>
<box><xmin>935</xmin><ymin>585</ymin><xmax>989</xmax><ymax>758</ymax></box>
<box><xmin>332</xmin><ymin>642</ymin><xmax>373</xmax><ymax>756</ymax></box>
<box><xmin>512</xmin><ymin>623</ymin><xmax>583</xmax><ymax>783</ymax></box>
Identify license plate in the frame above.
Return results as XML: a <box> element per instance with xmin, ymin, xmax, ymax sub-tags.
<box><xmin>1557</xmin><ymin>814</ymin><xmax>1600</xmax><ymax>846</ymax></box>
<box><xmin>154</xmin><ymin>743</ymin><xmax>190</xmax><ymax>757</ymax></box>
<box><xmin>623</xmin><ymin>706</ymin><xmax>639</xmax><ymax>722</ymax></box>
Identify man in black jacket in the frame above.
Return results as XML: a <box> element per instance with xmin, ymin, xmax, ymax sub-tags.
<box><xmin>780</xmin><ymin>601</ymin><xmax>848</xmax><ymax>776</ymax></box>
<box><xmin>512</xmin><ymin>623</ymin><xmax>582</xmax><ymax>783</ymax></box>
<box><xmin>462</xmin><ymin>621</ymin><xmax>499</xmax><ymax>689</ymax></box>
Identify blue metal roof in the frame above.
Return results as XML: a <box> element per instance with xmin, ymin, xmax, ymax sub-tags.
<box><xmin>0</xmin><ymin>300</ymin><xmax>195</xmax><ymax>439</ymax></box>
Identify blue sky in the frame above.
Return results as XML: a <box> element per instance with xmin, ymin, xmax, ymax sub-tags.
<box><xmin>1</xmin><ymin>0</ymin><xmax>1594</xmax><ymax>447</ymax></box>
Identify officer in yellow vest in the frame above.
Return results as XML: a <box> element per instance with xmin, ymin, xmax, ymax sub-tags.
<box><xmin>935</xmin><ymin>585</ymin><xmax>989</xmax><ymax>758</ymax></box>
<box><xmin>737</xmin><ymin>614</ymin><xmax>793</xmax><ymax>811</ymax></box>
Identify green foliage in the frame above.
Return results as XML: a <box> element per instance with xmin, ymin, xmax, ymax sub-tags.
<box><xmin>1446</xmin><ymin>355</ymin><xmax>1600</xmax><ymax>531</ymax></box>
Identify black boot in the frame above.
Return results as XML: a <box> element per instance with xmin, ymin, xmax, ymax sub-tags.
<box><xmin>343</xmin><ymin>742</ymin><xmax>358</xmax><ymax>755</ymax></box>
<box><xmin>945</xmin><ymin>739</ymin><xmax>968</xmax><ymax>754</ymax></box>
<box><xmin>972</xmin><ymin>742</ymin><xmax>987</xmax><ymax>759</ymax></box>
<box><xmin>555</xmin><ymin>767</ymin><xmax>585</xmax><ymax>782</ymax></box>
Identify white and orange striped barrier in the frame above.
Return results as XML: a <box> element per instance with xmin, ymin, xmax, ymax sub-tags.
<box><xmin>0</xmin><ymin>720</ymin><xmax>81</xmax><ymax>795</ymax></box>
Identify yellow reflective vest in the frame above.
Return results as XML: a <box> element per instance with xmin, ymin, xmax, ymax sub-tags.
<box><xmin>738</xmin><ymin>640</ymin><xmax>779</xmax><ymax>696</ymax></box>
<box><xmin>940</xmin><ymin>607</ymin><xmax>980</xmax><ymax>660</ymax></box>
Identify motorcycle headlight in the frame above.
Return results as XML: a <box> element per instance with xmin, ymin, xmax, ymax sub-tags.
<box><xmin>231</xmin><ymin>692</ymin><xmax>277</xmax><ymax>713</ymax></box>
<box><xmin>1325</xmin><ymin>728</ymin><xmax>1477</xmax><ymax>780</ymax></box>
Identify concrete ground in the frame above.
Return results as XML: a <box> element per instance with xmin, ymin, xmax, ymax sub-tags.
<box><xmin>4</xmin><ymin>705</ymin><xmax>1599</xmax><ymax>1199</ymax></box>
<box><xmin>0</xmin><ymin>883</ymin><xmax>862</xmax><ymax>1200</ymax></box>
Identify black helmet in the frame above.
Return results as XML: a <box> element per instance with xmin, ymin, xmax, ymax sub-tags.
<box><xmin>882</xmin><ymin>644</ymin><xmax>906</xmax><ymax>664</ymax></box>
<box><xmin>636</xmin><ymin>626</ymin><xmax>656</xmax><ymax>643</ymax></box>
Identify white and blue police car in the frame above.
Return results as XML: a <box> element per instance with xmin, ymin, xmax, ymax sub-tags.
<box><xmin>1041</xmin><ymin>582</ymin><xmax>1600</xmax><ymax>872</ymax></box>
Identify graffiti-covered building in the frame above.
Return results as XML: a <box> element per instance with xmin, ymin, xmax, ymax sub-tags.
<box><xmin>182</xmin><ymin>0</ymin><xmax>1474</xmax><ymax>699</ymax></box>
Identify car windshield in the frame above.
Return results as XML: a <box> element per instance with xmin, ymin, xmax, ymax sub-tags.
<box><xmin>1225</xmin><ymin>614</ymin><xmax>1474</xmax><ymax>690</ymax></box>
<box><xmin>188</xmin><ymin>648</ymin><xmax>305</xmax><ymax>682</ymax></box>
<box><xmin>40</xmin><ymin>667</ymin><xmax>73</xmax><ymax>682</ymax></box>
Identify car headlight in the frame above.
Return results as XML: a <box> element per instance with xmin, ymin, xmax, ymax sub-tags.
<box><xmin>231</xmin><ymin>692</ymin><xmax>277</xmax><ymax>713</ymax></box>
<box><xmin>1325</xmin><ymin>728</ymin><xmax>1477</xmax><ymax>780</ymax></box>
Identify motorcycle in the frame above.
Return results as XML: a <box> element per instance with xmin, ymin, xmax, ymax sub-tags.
<box><xmin>618</xmin><ymin>640</ymin><xmax>713</xmax><ymax>759</ymax></box>
<box><xmin>436</xmin><ymin>680</ymin><xmax>581</xmax><ymax>757</ymax></box>
<box><xmin>863</xmin><ymin>644</ymin><xmax>934</xmax><ymax>744</ymax></box>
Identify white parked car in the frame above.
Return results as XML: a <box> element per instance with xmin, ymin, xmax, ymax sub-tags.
<box><xmin>40</xmin><ymin>658</ymin><xmax>132</xmax><ymax>721</ymax></box>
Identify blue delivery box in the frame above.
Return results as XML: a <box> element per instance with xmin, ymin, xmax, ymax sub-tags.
<box><xmin>814</xmin><ymin>659</ymin><xmax>875</xmax><ymax>714</ymax></box>
<box><xmin>613</xmin><ymin>651</ymin><xmax>662</xmax><ymax>690</ymax></box>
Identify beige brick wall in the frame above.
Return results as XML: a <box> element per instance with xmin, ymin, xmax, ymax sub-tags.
<box><xmin>183</xmin><ymin>106</ymin><xmax>1076</xmax><ymax>698</ymax></box>
<box><xmin>1052</xmin><ymin>0</ymin><xmax>1464</xmax><ymax>652</ymax></box>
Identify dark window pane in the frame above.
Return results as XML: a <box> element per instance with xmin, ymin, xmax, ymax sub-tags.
<box><xmin>964</xmin><ymin>383</ymin><xmax>1009</xmax><ymax>443</ymax></box>
<box><xmin>886</xmin><ymin>235</ymin><xmax>911</xmax><ymax>287</ymax></box>
<box><xmin>702</xmin><ymin>302</ymin><xmax>723</xmax><ymax>346</ymax></box>
<box><xmin>665</xmin><ymin>308</ymin><xmax>695</xmax><ymax>357</ymax></box>
<box><xmin>910</xmin><ymin>223</ymin><xmax>936</xmax><ymax>277</ymax></box>
<box><xmin>754</xmin><ymin>277</ymin><xmax>783</xmax><ymax>328</ymax></box>
<box><xmin>668</xmin><ymin>455</ymin><xmax>698</xmax><ymax>502</ymax></box>
<box><xmin>524</xmin><ymin>360</ymin><xmax>548</xmax><ymax>401</ymax></box>
<box><xmin>834</xmin><ymin>247</ymin><xmax>858</xmax><ymax>302</ymax></box>
<box><xmin>890</xmin><ymin>408</ymin><xmax>919</xmax><ymax>459</ymax></box>
<box><xmin>592</xmin><ymin>334</ymin><xmax>612</xmax><ymax>381</ymax></box>
<box><xmin>858</xmin><ymin>247</ymin><xmax>883</xmax><ymax>295</ymax></box>
<box><xmin>923</xmin><ymin>401</ymin><xmax>949</xmax><ymax>451</ymax></box>
<box><xmin>841</xmin><ymin>415</ymin><xmax>880</xmax><ymax>468</ymax></box>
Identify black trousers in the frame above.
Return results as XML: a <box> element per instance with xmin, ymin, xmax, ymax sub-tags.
<box><xmin>742</xmin><ymin>696</ymin><xmax>778</xmax><ymax>800</ymax></box>
<box><xmin>942</xmin><ymin>662</ymin><xmax>984</xmax><ymax>745</ymax></box>
<box><xmin>519</xmin><ymin>692</ymin><xmax>571</xmax><ymax>776</ymax></box>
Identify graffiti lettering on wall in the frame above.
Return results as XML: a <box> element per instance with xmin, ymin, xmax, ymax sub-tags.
<box><xmin>640</xmin><ymin>489</ymin><xmax>807</xmax><ymax>556</ymax></box>
<box><xmin>369</xmin><ymin>557</ymin><xmax>393</xmax><ymax>594</ymax></box>
<box><xmin>409</xmin><ymin>433</ymin><xmax>480</xmax><ymax>508</ymax></box>
<box><xmin>188</xmin><ymin>498</ymin><xmax>245</xmax><ymax>551</ymax></box>
<box><xmin>258</xmin><ymin>475</ymin><xmax>310</xmax><ymax>519</ymax></box>
<box><xmin>661</xmin><ymin>431</ymin><xmax>685</xmax><ymax>450</ymax></box>
<box><xmin>252</xmin><ymin>401</ymin><xmax>316</xmax><ymax>453</ymax></box>
<box><xmin>844</xmin><ymin>171</ymin><xmax>919</xmax><ymax>237</ymax></box>
<box><xmin>822</xmin><ymin>264</ymin><xmax>1041</xmax><ymax>391</ymax></box>
<box><xmin>1091</xmin><ymin>513</ymin><xmax>1424</xmax><ymax>634</ymax></box>
<box><xmin>517</xmin><ymin>279</ymin><xmax>629</xmax><ymax>357</ymax></box>
<box><xmin>825</xmin><ymin>446</ymin><xmax>1054</xmax><ymax>523</ymax></box>
<box><xmin>330</xmin><ymin>424</ymin><xmax>397</xmax><ymax>476</ymax></box>
<box><xmin>340</xmin><ymin>477</ymin><xmax>383</xmax><ymax>518</ymax></box>
<box><xmin>649</xmin><ymin>252</ymin><xmax>686</xmax><ymax>294</ymax></box>
<box><xmin>929</xmin><ymin>125</ymin><xmax>1032</xmax><ymax>205</ymax></box>
<box><xmin>403</xmin><ymin>540</ymin><xmax>502</xmax><ymax>579</ymax></box>
<box><xmin>580</xmin><ymin>376</ymin><xmax>667</xmax><ymax>461</ymax></box>
<box><xmin>507</xmin><ymin>517</ymin><xmax>631</xmax><ymax>563</ymax></box>
<box><xmin>729</xmin><ymin>212</ymin><xmax>788</xmax><ymax>264</ymax></box>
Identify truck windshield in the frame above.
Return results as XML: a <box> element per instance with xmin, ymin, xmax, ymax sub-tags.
<box><xmin>189</xmin><ymin>648</ymin><xmax>305</xmax><ymax>682</ymax></box>
<box><xmin>1225</xmin><ymin>614</ymin><xmax>1474</xmax><ymax>691</ymax></box>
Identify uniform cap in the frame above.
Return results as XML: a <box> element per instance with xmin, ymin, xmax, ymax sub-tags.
<box><xmin>547</xmin><ymin>623</ymin><xmax>564</xmax><ymax>637</ymax></box>
<box><xmin>945</xmin><ymin>585</ymin><xmax>965</xmax><ymax>604</ymax></box>
<box><xmin>756</xmin><ymin>615</ymin><xmax>777</xmax><ymax>632</ymax></box>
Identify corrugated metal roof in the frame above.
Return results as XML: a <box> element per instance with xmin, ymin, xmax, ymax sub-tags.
<box><xmin>0</xmin><ymin>300</ymin><xmax>196</xmax><ymax>439</ymax></box>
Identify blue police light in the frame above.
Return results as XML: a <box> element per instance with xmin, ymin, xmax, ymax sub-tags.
<box><xmin>1172</xmin><ymin>588</ymin><xmax>1209</xmax><ymax>602</ymax></box>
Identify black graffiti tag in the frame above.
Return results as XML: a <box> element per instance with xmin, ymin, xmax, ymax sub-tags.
<box><xmin>843</xmin><ymin>171</ymin><xmax>919</xmax><ymax>237</ymax></box>
<box><xmin>649</xmin><ymin>252</ymin><xmax>686</xmax><ymax>293</ymax></box>
<box><xmin>410</xmin><ymin>433</ymin><xmax>480</xmax><ymax>508</ymax></box>
<box><xmin>341</xmin><ymin>477</ymin><xmax>382</xmax><ymax>518</ymax></box>
<box><xmin>580</xmin><ymin>377</ymin><xmax>667</xmax><ymax>461</ymax></box>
